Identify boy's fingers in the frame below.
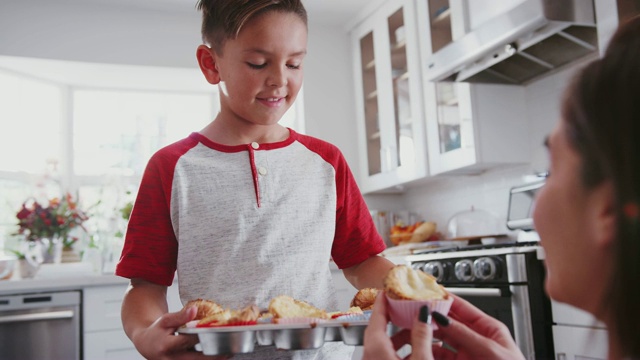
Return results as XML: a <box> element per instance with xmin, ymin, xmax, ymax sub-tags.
<box><xmin>158</xmin><ymin>306</ymin><xmax>197</xmax><ymax>329</ymax></box>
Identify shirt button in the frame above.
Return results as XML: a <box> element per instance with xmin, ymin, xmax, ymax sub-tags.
<box><xmin>258</xmin><ymin>167</ymin><xmax>267</xmax><ymax>175</ymax></box>
<box><xmin>251</xmin><ymin>142</ymin><xmax>259</xmax><ymax>149</ymax></box>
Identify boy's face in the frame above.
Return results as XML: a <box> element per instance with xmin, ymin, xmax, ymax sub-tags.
<box><xmin>211</xmin><ymin>11</ymin><xmax>307</xmax><ymax>127</ymax></box>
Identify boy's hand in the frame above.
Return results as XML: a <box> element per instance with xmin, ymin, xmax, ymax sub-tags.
<box><xmin>131</xmin><ymin>306</ymin><xmax>227</xmax><ymax>359</ymax></box>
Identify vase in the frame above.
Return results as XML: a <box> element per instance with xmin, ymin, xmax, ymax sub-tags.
<box><xmin>61</xmin><ymin>248</ymin><xmax>81</xmax><ymax>263</ymax></box>
<box><xmin>18</xmin><ymin>258</ymin><xmax>39</xmax><ymax>279</ymax></box>
<box><xmin>37</xmin><ymin>238</ymin><xmax>63</xmax><ymax>264</ymax></box>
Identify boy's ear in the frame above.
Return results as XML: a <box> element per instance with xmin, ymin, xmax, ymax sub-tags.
<box><xmin>196</xmin><ymin>45</ymin><xmax>221</xmax><ymax>85</ymax></box>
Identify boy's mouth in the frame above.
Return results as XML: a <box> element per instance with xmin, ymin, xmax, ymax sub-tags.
<box><xmin>257</xmin><ymin>96</ymin><xmax>286</xmax><ymax>107</ymax></box>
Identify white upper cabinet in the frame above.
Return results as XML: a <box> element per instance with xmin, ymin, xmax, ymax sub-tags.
<box><xmin>416</xmin><ymin>0</ymin><xmax>530</xmax><ymax>175</ymax></box>
<box><xmin>351</xmin><ymin>0</ymin><xmax>428</xmax><ymax>193</ymax></box>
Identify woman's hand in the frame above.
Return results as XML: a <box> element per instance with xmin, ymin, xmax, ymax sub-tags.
<box><xmin>431</xmin><ymin>294</ymin><xmax>524</xmax><ymax>360</ymax></box>
<box><xmin>362</xmin><ymin>293</ymin><xmax>434</xmax><ymax>360</ymax></box>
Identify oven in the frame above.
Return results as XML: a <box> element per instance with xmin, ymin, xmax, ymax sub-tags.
<box><xmin>406</xmin><ymin>243</ymin><xmax>554</xmax><ymax>360</ymax></box>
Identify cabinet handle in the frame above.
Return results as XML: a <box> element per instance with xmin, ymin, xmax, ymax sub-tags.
<box><xmin>445</xmin><ymin>288</ymin><xmax>504</xmax><ymax>297</ymax></box>
<box><xmin>0</xmin><ymin>310</ymin><xmax>74</xmax><ymax>324</ymax></box>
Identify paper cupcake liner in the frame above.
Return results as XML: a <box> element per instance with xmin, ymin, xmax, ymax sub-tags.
<box><xmin>196</xmin><ymin>320</ymin><xmax>258</xmax><ymax>328</ymax></box>
<box><xmin>184</xmin><ymin>320</ymin><xmax>200</xmax><ymax>328</ymax></box>
<box><xmin>386</xmin><ymin>294</ymin><xmax>453</xmax><ymax>330</ymax></box>
<box><xmin>333</xmin><ymin>312</ymin><xmax>371</xmax><ymax>322</ymax></box>
<box><xmin>272</xmin><ymin>317</ymin><xmax>328</xmax><ymax>325</ymax></box>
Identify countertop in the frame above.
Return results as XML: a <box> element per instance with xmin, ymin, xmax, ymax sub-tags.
<box><xmin>0</xmin><ymin>263</ymin><xmax>129</xmax><ymax>295</ymax></box>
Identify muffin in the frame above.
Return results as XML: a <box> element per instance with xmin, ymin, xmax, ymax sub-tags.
<box><xmin>383</xmin><ymin>265</ymin><xmax>453</xmax><ymax>329</ymax></box>
<box><xmin>184</xmin><ymin>298</ymin><xmax>225</xmax><ymax>320</ymax></box>
<box><xmin>350</xmin><ymin>288</ymin><xmax>379</xmax><ymax>311</ymax></box>
<box><xmin>268</xmin><ymin>295</ymin><xmax>329</xmax><ymax>323</ymax></box>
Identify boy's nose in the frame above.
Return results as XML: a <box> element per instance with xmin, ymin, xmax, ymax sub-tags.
<box><xmin>267</xmin><ymin>68</ymin><xmax>287</xmax><ymax>87</ymax></box>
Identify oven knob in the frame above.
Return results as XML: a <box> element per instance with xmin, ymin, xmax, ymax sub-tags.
<box><xmin>473</xmin><ymin>257</ymin><xmax>498</xmax><ymax>280</ymax></box>
<box><xmin>423</xmin><ymin>261</ymin><xmax>446</xmax><ymax>282</ymax></box>
<box><xmin>454</xmin><ymin>259</ymin><xmax>475</xmax><ymax>282</ymax></box>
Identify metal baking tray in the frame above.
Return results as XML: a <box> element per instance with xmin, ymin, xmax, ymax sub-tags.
<box><xmin>318</xmin><ymin>319</ymin><xmax>369</xmax><ymax>346</ymax></box>
<box><xmin>178</xmin><ymin>319</ymin><xmax>369</xmax><ymax>356</ymax></box>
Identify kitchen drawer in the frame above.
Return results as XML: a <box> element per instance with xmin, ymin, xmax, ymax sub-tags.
<box><xmin>84</xmin><ymin>328</ymin><xmax>143</xmax><ymax>360</ymax></box>
<box><xmin>551</xmin><ymin>301</ymin><xmax>606</xmax><ymax>328</ymax></box>
<box><xmin>84</xmin><ymin>284</ymin><xmax>128</xmax><ymax>332</ymax></box>
<box><xmin>553</xmin><ymin>325</ymin><xmax>608</xmax><ymax>360</ymax></box>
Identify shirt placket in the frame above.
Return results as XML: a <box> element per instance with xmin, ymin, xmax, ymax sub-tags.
<box><xmin>248</xmin><ymin>142</ymin><xmax>269</xmax><ymax>208</ymax></box>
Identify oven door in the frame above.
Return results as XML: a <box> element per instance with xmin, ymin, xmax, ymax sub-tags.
<box><xmin>0</xmin><ymin>291</ymin><xmax>81</xmax><ymax>360</ymax></box>
<box><xmin>446</xmin><ymin>285</ymin><xmax>539</xmax><ymax>360</ymax></box>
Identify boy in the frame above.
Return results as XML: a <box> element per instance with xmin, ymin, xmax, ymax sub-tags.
<box><xmin>116</xmin><ymin>0</ymin><xmax>395</xmax><ymax>358</ymax></box>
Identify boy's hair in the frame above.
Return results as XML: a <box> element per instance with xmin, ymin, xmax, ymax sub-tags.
<box><xmin>196</xmin><ymin>0</ymin><xmax>307</xmax><ymax>54</ymax></box>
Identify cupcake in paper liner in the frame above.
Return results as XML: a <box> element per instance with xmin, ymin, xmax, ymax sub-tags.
<box><xmin>385</xmin><ymin>294</ymin><xmax>453</xmax><ymax>329</ymax></box>
<box><xmin>383</xmin><ymin>265</ymin><xmax>453</xmax><ymax>329</ymax></box>
<box><xmin>196</xmin><ymin>304</ymin><xmax>261</xmax><ymax>328</ymax></box>
<box><xmin>268</xmin><ymin>295</ymin><xmax>330</xmax><ymax>324</ymax></box>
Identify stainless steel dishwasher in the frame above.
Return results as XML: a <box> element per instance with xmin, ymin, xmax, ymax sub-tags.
<box><xmin>0</xmin><ymin>290</ymin><xmax>81</xmax><ymax>360</ymax></box>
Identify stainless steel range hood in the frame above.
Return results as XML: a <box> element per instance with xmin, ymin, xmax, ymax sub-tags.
<box><xmin>424</xmin><ymin>0</ymin><xmax>599</xmax><ymax>84</ymax></box>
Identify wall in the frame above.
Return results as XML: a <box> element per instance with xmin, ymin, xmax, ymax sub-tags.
<box><xmin>0</xmin><ymin>0</ymin><xmax>363</xmax><ymax>180</ymax></box>
<box><xmin>304</xmin><ymin>22</ymin><xmax>361</xmax><ymax>178</ymax></box>
<box><xmin>0</xmin><ymin>0</ymin><xmax>201</xmax><ymax>68</ymax></box>
<box><xmin>398</xmin><ymin>62</ymin><xmax>587</xmax><ymax>235</ymax></box>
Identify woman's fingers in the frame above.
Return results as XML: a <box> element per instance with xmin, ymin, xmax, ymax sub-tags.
<box><xmin>407</xmin><ymin>306</ymin><xmax>434</xmax><ymax>360</ymax></box>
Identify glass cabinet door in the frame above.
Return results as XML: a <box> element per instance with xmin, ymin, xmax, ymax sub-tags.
<box><xmin>358</xmin><ymin>31</ymin><xmax>381</xmax><ymax>176</ymax></box>
<box><xmin>353</xmin><ymin>0</ymin><xmax>428</xmax><ymax>192</ymax></box>
<box><xmin>387</xmin><ymin>8</ymin><xmax>415</xmax><ymax>168</ymax></box>
<box><xmin>426</xmin><ymin>0</ymin><xmax>452</xmax><ymax>53</ymax></box>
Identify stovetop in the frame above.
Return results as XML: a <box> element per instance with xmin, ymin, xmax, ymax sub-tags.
<box><xmin>406</xmin><ymin>240</ymin><xmax>543</xmax><ymax>262</ymax></box>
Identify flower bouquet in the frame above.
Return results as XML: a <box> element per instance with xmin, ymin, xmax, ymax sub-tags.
<box><xmin>14</xmin><ymin>193</ymin><xmax>90</xmax><ymax>263</ymax></box>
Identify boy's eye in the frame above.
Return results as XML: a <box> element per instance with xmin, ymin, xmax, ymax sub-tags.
<box><xmin>247</xmin><ymin>62</ymin><xmax>266</xmax><ymax>69</ymax></box>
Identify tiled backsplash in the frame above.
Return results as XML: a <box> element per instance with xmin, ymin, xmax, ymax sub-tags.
<box><xmin>364</xmin><ymin>58</ymin><xmax>592</xmax><ymax>238</ymax></box>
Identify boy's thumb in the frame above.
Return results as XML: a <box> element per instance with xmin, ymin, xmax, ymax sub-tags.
<box><xmin>159</xmin><ymin>306</ymin><xmax>197</xmax><ymax>329</ymax></box>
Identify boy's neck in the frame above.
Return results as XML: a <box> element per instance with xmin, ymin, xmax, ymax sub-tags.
<box><xmin>199</xmin><ymin>117</ymin><xmax>290</xmax><ymax>146</ymax></box>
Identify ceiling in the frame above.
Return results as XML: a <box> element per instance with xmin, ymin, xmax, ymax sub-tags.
<box><xmin>0</xmin><ymin>0</ymin><xmax>379</xmax><ymax>90</ymax></box>
<box><xmin>80</xmin><ymin>0</ymin><xmax>377</xmax><ymax>26</ymax></box>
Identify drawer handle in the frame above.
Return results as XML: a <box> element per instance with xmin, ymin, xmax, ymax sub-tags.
<box><xmin>445</xmin><ymin>288</ymin><xmax>504</xmax><ymax>297</ymax></box>
<box><xmin>0</xmin><ymin>310</ymin><xmax>75</xmax><ymax>324</ymax></box>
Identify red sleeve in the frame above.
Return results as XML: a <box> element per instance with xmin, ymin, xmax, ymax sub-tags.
<box><xmin>294</xmin><ymin>132</ymin><xmax>386</xmax><ymax>269</ymax></box>
<box><xmin>115</xmin><ymin>136</ymin><xmax>196</xmax><ymax>286</ymax></box>
<box><xmin>330</xmin><ymin>151</ymin><xmax>387</xmax><ymax>269</ymax></box>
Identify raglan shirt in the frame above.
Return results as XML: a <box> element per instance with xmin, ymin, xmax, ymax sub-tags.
<box><xmin>115</xmin><ymin>129</ymin><xmax>386</xmax><ymax>359</ymax></box>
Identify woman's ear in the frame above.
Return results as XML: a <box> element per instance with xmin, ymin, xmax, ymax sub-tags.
<box><xmin>589</xmin><ymin>181</ymin><xmax>617</xmax><ymax>249</ymax></box>
<box><xmin>196</xmin><ymin>44</ymin><xmax>221</xmax><ymax>85</ymax></box>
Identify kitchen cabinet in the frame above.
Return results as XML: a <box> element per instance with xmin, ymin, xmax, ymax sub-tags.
<box><xmin>83</xmin><ymin>282</ymin><xmax>182</xmax><ymax>359</ymax></box>
<box><xmin>551</xmin><ymin>301</ymin><xmax>608</xmax><ymax>359</ymax></box>
<box><xmin>415</xmin><ymin>0</ymin><xmax>530</xmax><ymax>175</ymax></box>
<box><xmin>351</xmin><ymin>0</ymin><xmax>428</xmax><ymax>193</ymax></box>
<box><xmin>351</xmin><ymin>0</ymin><xmax>531</xmax><ymax>183</ymax></box>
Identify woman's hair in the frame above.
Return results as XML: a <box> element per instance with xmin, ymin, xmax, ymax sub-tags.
<box><xmin>195</xmin><ymin>0</ymin><xmax>307</xmax><ymax>54</ymax></box>
<box><xmin>561</xmin><ymin>15</ymin><xmax>640</xmax><ymax>356</ymax></box>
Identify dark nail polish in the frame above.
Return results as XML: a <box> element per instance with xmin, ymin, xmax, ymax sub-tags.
<box><xmin>419</xmin><ymin>305</ymin><xmax>431</xmax><ymax>324</ymax></box>
<box><xmin>432</xmin><ymin>311</ymin><xmax>450</xmax><ymax>327</ymax></box>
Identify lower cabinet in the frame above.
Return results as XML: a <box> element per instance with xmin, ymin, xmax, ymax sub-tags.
<box><xmin>83</xmin><ymin>284</ymin><xmax>142</xmax><ymax>360</ymax></box>
<box><xmin>330</xmin><ymin>264</ymin><xmax>364</xmax><ymax>360</ymax></box>
<box><xmin>551</xmin><ymin>301</ymin><xmax>608</xmax><ymax>359</ymax></box>
<box><xmin>83</xmin><ymin>282</ymin><xmax>182</xmax><ymax>359</ymax></box>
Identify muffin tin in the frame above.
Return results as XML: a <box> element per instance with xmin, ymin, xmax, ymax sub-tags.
<box><xmin>178</xmin><ymin>319</ymin><xmax>369</xmax><ymax>356</ymax></box>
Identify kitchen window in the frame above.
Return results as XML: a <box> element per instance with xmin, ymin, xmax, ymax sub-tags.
<box><xmin>0</xmin><ymin>62</ymin><xmax>305</xmax><ymax>255</ymax></box>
